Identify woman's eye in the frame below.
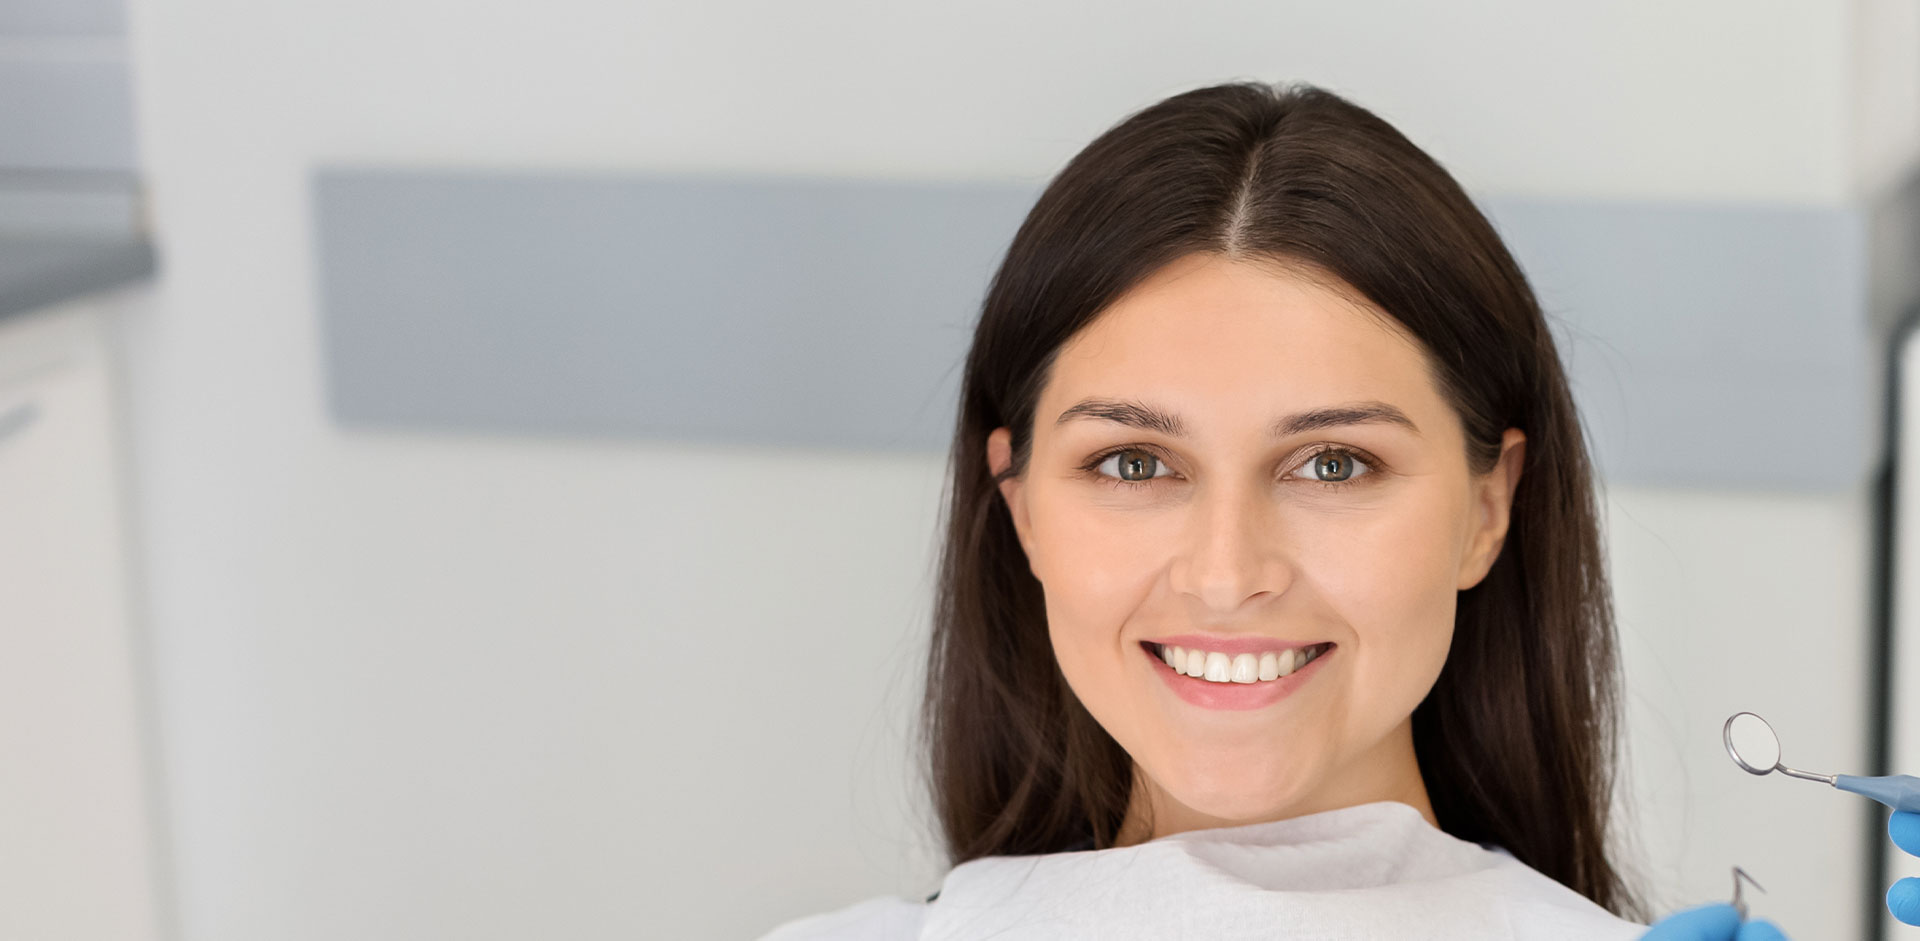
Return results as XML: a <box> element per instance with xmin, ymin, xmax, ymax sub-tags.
<box><xmin>1088</xmin><ymin>446</ymin><xmax>1375</xmax><ymax>489</ymax></box>
<box><xmin>1293</xmin><ymin>448</ymin><xmax>1370</xmax><ymax>484</ymax></box>
<box><xmin>1097</xmin><ymin>448</ymin><xmax>1171</xmax><ymax>483</ymax></box>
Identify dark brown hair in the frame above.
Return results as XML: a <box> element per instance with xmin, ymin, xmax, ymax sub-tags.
<box><xmin>919</xmin><ymin>81</ymin><xmax>1640</xmax><ymax>918</ymax></box>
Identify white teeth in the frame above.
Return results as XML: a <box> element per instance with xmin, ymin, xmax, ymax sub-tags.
<box><xmin>1203</xmin><ymin>652</ymin><xmax>1232</xmax><ymax>682</ymax></box>
<box><xmin>1157</xmin><ymin>643</ymin><xmax>1326</xmax><ymax>685</ymax></box>
<box><xmin>1230</xmin><ymin>653</ymin><xmax>1259</xmax><ymax>684</ymax></box>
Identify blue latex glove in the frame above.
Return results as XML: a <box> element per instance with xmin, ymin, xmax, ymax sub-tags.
<box><xmin>1639</xmin><ymin>903</ymin><xmax>1787</xmax><ymax>940</ymax></box>
<box><xmin>1891</xmin><ymin>811</ymin><xmax>1920</xmax><ymax>926</ymax></box>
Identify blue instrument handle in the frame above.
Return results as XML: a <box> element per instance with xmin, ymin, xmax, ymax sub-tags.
<box><xmin>1834</xmin><ymin>774</ymin><xmax>1920</xmax><ymax>813</ymax></box>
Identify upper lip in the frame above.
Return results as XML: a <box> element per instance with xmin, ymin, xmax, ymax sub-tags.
<box><xmin>1144</xmin><ymin>634</ymin><xmax>1330</xmax><ymax>655</ymax></box>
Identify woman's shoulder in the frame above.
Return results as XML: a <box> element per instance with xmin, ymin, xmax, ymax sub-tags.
<box><xmin>754</xmin><ymin>894</ymin><xmax>929</xmax><ymax>941</ymax></box>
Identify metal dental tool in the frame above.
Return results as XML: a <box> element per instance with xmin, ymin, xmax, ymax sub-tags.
<box><xmin>1723</xmin><ymin>711</ymin><xmax>1920</xmax><ymax>812</ymax></box>
<box><xmin>1730</xmin><ymin>866</ymin><xmax>1764</xmax><ymax>921</ymax></box>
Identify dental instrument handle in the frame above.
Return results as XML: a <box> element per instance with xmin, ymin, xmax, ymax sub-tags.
<box><xmin>1833</xmin><ymin>774</ymin><xmax>1920</xmax><ymax>813</ymax></box>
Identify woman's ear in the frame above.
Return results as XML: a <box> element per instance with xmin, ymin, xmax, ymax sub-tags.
<box><xmin>986</xmin><ymin>428</ymin><xmax>1037</xmax><ymax>566</ymax></box>
<box><xmin>1457</xmin><ymin>428</ymin><xmax>1527</xmax><ymax>590</ymax></box>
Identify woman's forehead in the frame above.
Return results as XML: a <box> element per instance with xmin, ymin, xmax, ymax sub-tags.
<box><xmin>1040</xmin><ymin>255</ymin><xmax>1443</xmax><ymax>431</ymax></box>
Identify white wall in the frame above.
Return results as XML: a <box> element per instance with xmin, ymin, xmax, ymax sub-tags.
<box><xmin>1851</xmin><ymin>0</ymin><xmax>1920</xmax><ymax>200</ymax></box>
<box><xmin>1608</xmin><ymin>485</ymin><xmax>1872</xmax><ymax>933</ymax></box>
<box><xmin>109</xmin><ymin>1</ymin><xmax>1908</xmax><ymax>938</ymax></box>
<box><xmin>133</xmin><ymin>0</ymin><xmax>1871</xmax><ymax>202</ymax></box>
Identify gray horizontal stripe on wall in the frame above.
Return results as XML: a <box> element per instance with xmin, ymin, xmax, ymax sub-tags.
<box><xmin>315</xmin><ymin>170</ymin><xmax>1030</xmax><ymax>453</ymax></box>
<box><xmin>0</xmin><ymin>0</ymin><xmax>125</xmax><ymax>35</ymax></box>
<box><xmin>1485</xmin><ymin>197</ymin><xmax>1874</xmax><ymax>492</ymax></box>
<box><xmin>312</xmin><ymin>168</ymin><xmax>1879</xmax><ymax>491</ymax></box>
<box><xmin>0</xmin><ymin>59</ymin><xmax>137</xmax><ymax>172</ymax></box>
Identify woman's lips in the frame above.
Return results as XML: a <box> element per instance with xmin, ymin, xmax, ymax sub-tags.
<box><xmin>1144</xmin><ymin>640</ymin><xmax>1334</xmax><ymax>711</ymax></box>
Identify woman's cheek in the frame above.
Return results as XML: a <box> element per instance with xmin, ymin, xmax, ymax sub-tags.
<box><xmin>1031</xmin><ymin>491</ymin><xmax>1164</xmax><ymax>611</ymax></box>
<box><xmin>1296</xmin><ymin>498</ymin><xmax>1460</xmax><ymax>689</ymax></box>
<box><xmin>1034</xmin><ymin>503</ymin><xmax>1174</xmax><ymax>716</ymax></box>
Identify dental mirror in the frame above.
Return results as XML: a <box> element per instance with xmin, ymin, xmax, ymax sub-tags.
<box><xmin>1724</xmin><ymin>712</ymin><xmax>1782</xmax><ymax>776</ymax></box>
<box><xmin>1722</xmin><ymin>710</ymin><xmax>1920</xmax><ymax>811</ymax></box>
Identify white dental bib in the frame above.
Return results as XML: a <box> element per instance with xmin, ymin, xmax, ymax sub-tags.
<box><xmin>759</xmin><ymin>800</ymin><xmax>1645</xmax><ymax>940</ymax></box>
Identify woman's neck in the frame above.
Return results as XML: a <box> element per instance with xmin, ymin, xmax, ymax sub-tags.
<box><xmin>1114</xmin><ymin>718</ymin><xmax>1437</xmax><ymax>847</ymax></box>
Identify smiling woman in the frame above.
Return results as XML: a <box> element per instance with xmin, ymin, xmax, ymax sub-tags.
<box><xmin>762</xmin><ymin>81</ymin><xmax>1663</xmax><ymax>940</ymax></box>
<box><xmin>989</xmin><ymin>252</ymin><xmax>1526</xmax><ymax>848</ymax></box>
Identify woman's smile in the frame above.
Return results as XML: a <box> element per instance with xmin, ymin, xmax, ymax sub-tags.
<box><xmin>1143</xmin><ymin>638</ymin><xmax>1337</xmax><ymax>711</ymax></box>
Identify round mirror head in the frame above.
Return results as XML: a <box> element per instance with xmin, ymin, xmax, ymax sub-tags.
<box><xmin>1724</xmin><ymin>711</ymin><xmax>1781</xmax><ymax>776</ymax></box>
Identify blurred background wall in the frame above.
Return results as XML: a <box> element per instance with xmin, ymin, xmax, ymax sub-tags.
<box><xmin>4</xmin><ymin>1</ymin><xmax>1919</xmax><ymax>939</ymax></box>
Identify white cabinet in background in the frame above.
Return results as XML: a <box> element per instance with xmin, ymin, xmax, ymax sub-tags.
<box><xmin>0</xmin><ymin>298</ymin><xmax>164</xmax><ymax>940</ymax></box>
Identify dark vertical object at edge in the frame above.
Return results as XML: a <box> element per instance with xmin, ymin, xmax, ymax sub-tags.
<box><xmin>1867</xmin><ymin>303</ymin><xmax>1920</xmax><ymax>941</ymax></box>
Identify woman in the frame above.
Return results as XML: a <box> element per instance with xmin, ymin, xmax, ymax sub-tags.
<box><xmin>759</xmin><ymin>81</ymin><xmax>1882</xmax><ymax>939</ymax></box>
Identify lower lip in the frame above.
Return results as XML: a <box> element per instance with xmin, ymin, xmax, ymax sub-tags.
<box><xmin>1146</xmin><ymin>644</ymin><xmax>1333</xmax><ymax>711</ymax></box>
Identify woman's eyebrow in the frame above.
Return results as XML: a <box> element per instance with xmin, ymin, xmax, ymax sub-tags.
<box><xmin>1053</xmin><ymin>398</ymin><xmax>1421</xmax><ymax>438</ymax></box>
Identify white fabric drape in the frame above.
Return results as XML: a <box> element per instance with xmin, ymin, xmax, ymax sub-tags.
<box><xmin>760</xmin><ymin>800</ymin><xmax>1645</xmax><ymax>940</ymax></box>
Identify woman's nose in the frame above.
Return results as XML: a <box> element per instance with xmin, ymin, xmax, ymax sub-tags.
<box><xmin>1167</xmin><ymin>482</ymin><xmax>1292</xmax><ymax>614</ymax></box>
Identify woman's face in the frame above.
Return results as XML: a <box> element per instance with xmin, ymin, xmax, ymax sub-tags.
<box><xmin>987</xmin><ymin>252</ymin><xmax>1525</xmax><ymax>841</ymax></box>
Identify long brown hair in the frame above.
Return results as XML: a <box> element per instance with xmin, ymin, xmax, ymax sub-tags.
<box><xmin>920</xmin><ymin>81</ymin><xmax>1640</xmax><ymax>918</ymax></box>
